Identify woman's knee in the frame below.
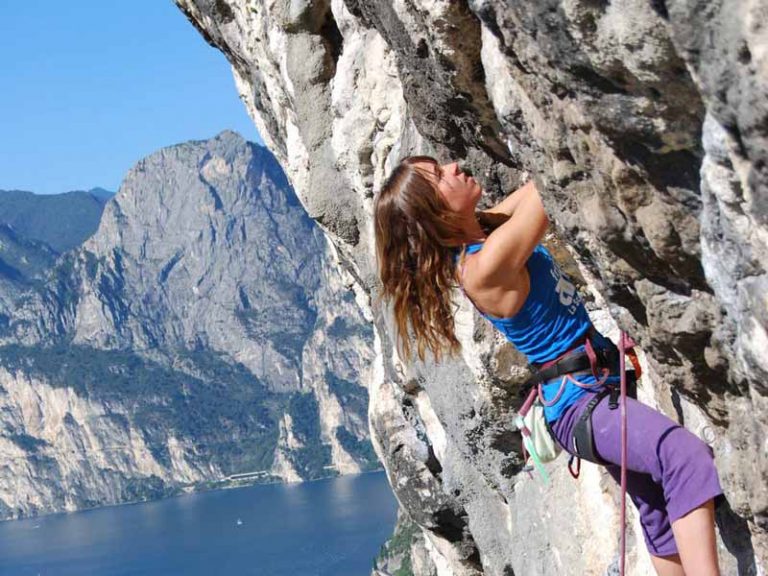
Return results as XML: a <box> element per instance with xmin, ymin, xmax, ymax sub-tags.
<box><xmin>659</xmin><ymin>426</ymin><xmax>723</xmax><ymax>523</ymax></box>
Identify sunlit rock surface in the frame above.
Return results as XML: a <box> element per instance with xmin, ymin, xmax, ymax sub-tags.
<box><xmin>176</xmin><ymin>1</ymin><xmax>766</xmax><ymax>574</ymax></box>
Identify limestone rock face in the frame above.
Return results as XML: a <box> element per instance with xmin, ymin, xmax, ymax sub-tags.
<box><xmin>175</xmin><ymin>1</ymin><xmax>766</xmax><ymax>574</ymax></box>
<box><xmin>0</xmin><ymin>132</ymin><xmax>377</xmax><ymax>520</ymax></box>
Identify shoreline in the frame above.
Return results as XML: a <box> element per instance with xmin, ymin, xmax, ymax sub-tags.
<box><xmin>0</xmin><ymin>466</ymin><xmax>388</xmax><ymax>525</ymax></box>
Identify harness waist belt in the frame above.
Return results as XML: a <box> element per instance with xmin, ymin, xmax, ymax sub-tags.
<box><xmin>530</xmin><ymin>346</ymin><xmax>618</xmax><ymax>385</ymax></box>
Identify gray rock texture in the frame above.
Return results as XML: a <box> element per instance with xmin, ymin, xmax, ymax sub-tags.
<box><xmin>0</xmin><ymin>131</ymin><xmax>377</xmax><ymax>520</ymax></box>
<box><xmin>174</xmin><ymin>1</ymin><xmax>766</xmax><ymax>574</ymax></box>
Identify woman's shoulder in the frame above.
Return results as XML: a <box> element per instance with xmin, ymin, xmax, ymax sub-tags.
<box><xmin>459</xmin><ymin>243</ymin><xmax>532</xmax><ymax>300</ymax></box>
<box><xmin>465</xmin><ymin>240</ymin><xmax>543</xmax><ymax>277</ymax></box>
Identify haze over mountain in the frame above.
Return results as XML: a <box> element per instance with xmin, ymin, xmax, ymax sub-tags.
<box><xmin>0</xmin><ymin>188</ymin><xmax>114</xmax><ymax>253</ymax></box>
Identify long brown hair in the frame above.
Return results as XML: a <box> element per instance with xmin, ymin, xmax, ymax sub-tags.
<box><xmin>373</xmin><ymin>156</ymin><xmax>469</xmax><ymax>363</ymax></box>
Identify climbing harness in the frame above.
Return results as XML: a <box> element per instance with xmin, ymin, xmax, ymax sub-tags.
<box><xmin>515</xmin><ymin>326</ymin><xmax>620</xmax><ymax>482</ymax></box>
<box><xmin>524</xmin><ymin>327</ymin><xmax>619</xmax><ymax>390</ymax></box>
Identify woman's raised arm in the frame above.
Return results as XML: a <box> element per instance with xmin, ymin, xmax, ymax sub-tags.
<box><xmin>472</xmin><ymin>180</ymin><xmax>549</xmax><ymax>285</ymax></box>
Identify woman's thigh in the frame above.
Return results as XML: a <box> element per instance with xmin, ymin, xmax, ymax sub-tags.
<box><xmin>551</xmin><ymin>389</ymin><xmax>711</xmax><ymax>483</ymax></box>
<box><xmin>589</xmin><ymin>394</ymin><xmax>722</xmax><ymax>524</ymax></box>
<box><xmin>590</xmin><ymin>394</ymin><xmax>680</xmax><ymax>480</ymax></box>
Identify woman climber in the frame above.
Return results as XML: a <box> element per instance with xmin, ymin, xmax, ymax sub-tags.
<box><xmin>373</xmin><ymin>156</ymin><xmax>724</xmax><ymax>576</ymax></box>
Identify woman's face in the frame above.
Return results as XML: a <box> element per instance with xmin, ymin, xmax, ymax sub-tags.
<box><xmin>416</xmin><ymin>160</ymin><xmax>482</xmax><ymax>215</ymax></box>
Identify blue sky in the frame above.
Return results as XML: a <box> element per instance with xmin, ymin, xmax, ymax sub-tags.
<box><xmin>0</xmin><ymin>1</ymin><xmax>263</xmax><ymax>195</ymax></box>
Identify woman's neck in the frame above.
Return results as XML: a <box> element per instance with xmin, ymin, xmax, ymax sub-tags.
<box><xmin>460</xmin><ymin>213</ymin><xmax>487</xmax><ymax>244</ymax></box>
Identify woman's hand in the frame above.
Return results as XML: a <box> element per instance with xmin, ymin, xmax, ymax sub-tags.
<box><xmin>476</xmin><ymin>210</ymin><xmax>510</xmax><ymax>234</ymax></box>
<box><xmin>481</xmin><ymin>179</ymin><xmax>531</xmax><ymax>218</ymax></box>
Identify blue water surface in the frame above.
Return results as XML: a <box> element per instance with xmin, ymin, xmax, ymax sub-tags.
<box><xmin>0</xmin><ymin>471</ymin><xmax>398</xmax><ymax>576</ymax></box>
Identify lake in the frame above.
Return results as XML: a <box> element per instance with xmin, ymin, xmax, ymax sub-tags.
<box><xmin>0</xmin><ymin>471</ymin><xmax>399</xmax><ymax>576</ymax></box>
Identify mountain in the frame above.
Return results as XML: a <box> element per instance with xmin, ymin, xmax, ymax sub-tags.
<box><xmin>0</xmin><ymin>223</ymin><xmax>58</xmax><ymax>284</ymax></box>
<box><xmin>0</xmin><ymin>187</ymin><xmax>113</xmax><ymax>297</ymax></box>
<box><xmin>87</xmin><ymin>187</ymin><xmax>115</xmax><ymax>203</ymax></box>
<box><xmin>0</xmin><ymin>131</ymin><xmax>377</xmax><ymax>521</ymax></box>
<box><xmin>0</xmin><ymin>188</ymin><xmax>112</xmax><ymax>254</ymax></box>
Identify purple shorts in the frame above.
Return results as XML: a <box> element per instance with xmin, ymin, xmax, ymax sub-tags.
<box><xmin>550</xmin><ymin>390</ymin><xmax>724</xmax><ymax>557</ymax></box>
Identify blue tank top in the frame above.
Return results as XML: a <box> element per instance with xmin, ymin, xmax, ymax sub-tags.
<box><xmin>455</xmin><ymin>243</ymin><xmax>619</xmax><ymax>422</ymax></box>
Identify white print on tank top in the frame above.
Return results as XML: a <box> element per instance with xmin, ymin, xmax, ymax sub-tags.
<box><xmin>550</xmin><ymin>265</ymin><xmax>583</xmax><ymax>315</ymax></box>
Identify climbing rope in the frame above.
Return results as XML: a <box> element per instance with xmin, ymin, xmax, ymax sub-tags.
<box><xmin>618</xmin><ymin>330</ymin><xmax>633</xmax><ymax>576</ymax></box>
